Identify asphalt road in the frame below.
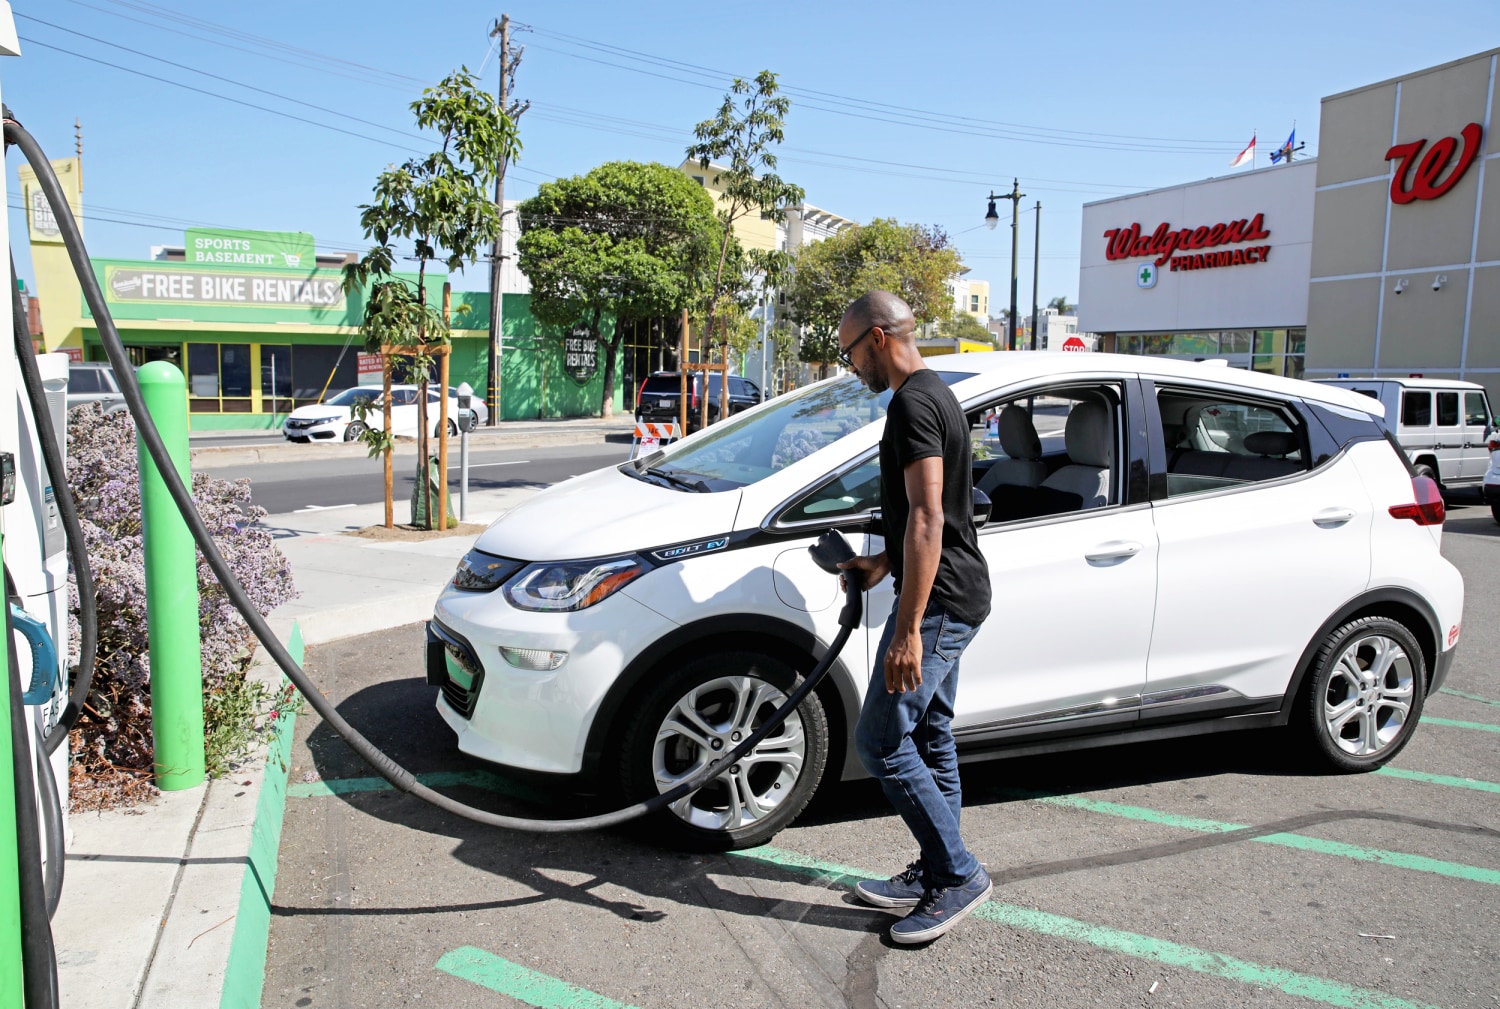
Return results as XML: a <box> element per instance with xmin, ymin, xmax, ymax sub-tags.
<box><xmin>262</xmin><ymin>498</ymin><xmax>1500</xmax><ymax>1009</ymax></box>
<box><xmin>200</xmin><ymin>442</ymin><xmax>626</xmax><ymax>514</ymax></box>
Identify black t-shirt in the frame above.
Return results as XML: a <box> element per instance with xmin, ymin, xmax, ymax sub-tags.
<box><xmin>879</xmin><ymin>368</ymin><xmax>992</xmax><ymax>626</ymax></box>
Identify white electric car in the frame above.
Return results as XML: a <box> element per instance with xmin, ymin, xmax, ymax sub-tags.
<box><xmin>282</xmin><ymin>384</ymin><xmax>487</xmax><ymax>442</ymax></box>
<box><xmin>428</xmin><ymin>353</ymin><xmax>1464</xmax><ymax>849</ymax></box>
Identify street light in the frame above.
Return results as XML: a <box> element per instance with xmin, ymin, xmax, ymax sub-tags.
<box><xmin>985</xmin><ymin>180</ymin><xmax>1025</xmax><ymax>350</ymax></box>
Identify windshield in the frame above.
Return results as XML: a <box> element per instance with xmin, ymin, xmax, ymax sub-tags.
<box><xmin>326</xmin><ymin>387</ymin><xmax>383</xmax><ymax>407</ymax></box>
<box><xmin>630</xmin><ymin>371</ymin><xmax>973</xmax><ymax>491</ymax></box>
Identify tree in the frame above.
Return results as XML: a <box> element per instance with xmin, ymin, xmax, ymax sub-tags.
<box><xmin>516</xmin><ymin>161</ymin><xmax>723</xmax><ymax>418</ymax></box>
<box><xmin>785</xmin><ymin>219</ymin><xmax>965</xmax><ymax>376</ymax></box>
<box><xmin>1047</xmin><ymin>295</ymin><xmax>1077</xmax><ymax>315</ymax></box>
<box><xmin>343</xmin><ymin>68</ymin><xmax>518</xmax><ymax>528</ymax></box>
<box><xmin>941</xmin><ymin>312</ymin><xmax>996</xmax><ymax>346</ymax></box>
<box><xmin>686</xmin><ymin>71</ymin><xmax>804</xmax><ymax>420</ymax></box>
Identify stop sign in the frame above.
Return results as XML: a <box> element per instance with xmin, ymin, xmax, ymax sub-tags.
<box><xmin>1061</xmin><ymin>336</ymin><xmax>1087</xmax><ymax>352</ymax></box>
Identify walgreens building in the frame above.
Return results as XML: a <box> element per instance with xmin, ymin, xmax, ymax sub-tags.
<box><xmin>1080</xmin><ymin>47</ymin><xmax>1499</xmax><ymax>401</ymax></box>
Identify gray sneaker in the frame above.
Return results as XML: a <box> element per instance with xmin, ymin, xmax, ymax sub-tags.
<box><xmin>854</xmin><ymin>859</ymin><xmax>926</xmax><ymax>908</ymax></box>
<box><xmin>889</xmin><ymin>865</ymin><xmax>993</xmax><ymax>944</ymax></box>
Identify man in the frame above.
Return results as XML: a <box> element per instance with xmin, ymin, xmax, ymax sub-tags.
<box><xmin>835</xmin><ymin>290</ymin><xmax>993</xmax><ymax>944</ymax></box>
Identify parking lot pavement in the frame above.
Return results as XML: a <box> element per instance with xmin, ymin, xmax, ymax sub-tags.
<box><xmin>262</xmin><ymin>503</ymin><xmax>1500</xmax><ymax>1009</ymax></box>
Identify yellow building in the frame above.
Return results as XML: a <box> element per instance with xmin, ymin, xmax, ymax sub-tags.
<box><xmin>964</xmin><ymin>280</ymin><xmax>991</xmax><ymax>321</ymax></box>
<box><xmin>678</xmin><ymin>158</ymin><xmax>781</xmax><ymax>252</ymax></box>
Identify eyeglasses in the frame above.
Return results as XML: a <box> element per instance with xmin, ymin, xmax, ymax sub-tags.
<box><xmin>838</xmin><ymin>325</ymin><xmax>877</xmax><ymax>368</ymax></box>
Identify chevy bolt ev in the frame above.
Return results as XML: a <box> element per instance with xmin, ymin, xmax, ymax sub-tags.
<box><xmin>428</xmin><ymin>354</ymin><xmax>1464</xmax><ymax>850</ymax></box>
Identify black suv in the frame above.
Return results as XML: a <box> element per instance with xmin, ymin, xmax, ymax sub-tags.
<box><xmin>635</xmin><ymin>372</ymin><xmax>763</xmax><ymax>430</ymax></box>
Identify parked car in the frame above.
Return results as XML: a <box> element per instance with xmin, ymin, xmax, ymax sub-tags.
<box><xmin>66</xmin><ymin>362</ymin><xmax>127</xmax><ymax>414</ymax></box>
<box><xmin>1316</xmin><ymin>378</ymin><xmax>1493</xmax><ymax>491</ymax></box>
<box><xmin>429</xmin><ymin>354</ymin><xmax>1463</xmax><ymax>850</ymax></box>
<box><xmin>635</xmin><ymin>372</ymin><xmax>762</xmax><ymax>431</ymax></box>
<box><xmin>282</xmin><ymin>385</ymin><xmax>487</xmax><ymax>442</ymax></box>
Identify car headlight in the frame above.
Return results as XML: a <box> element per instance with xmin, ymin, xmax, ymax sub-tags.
<box><xmin>504</xmin><ymin>556</ymin><xmax>648</xmax><ymax>612</ymax></box>
<box><xmin>452</xmin><ymin>548</ymin><xmax>525</xmax><ymax>592</ymax></box>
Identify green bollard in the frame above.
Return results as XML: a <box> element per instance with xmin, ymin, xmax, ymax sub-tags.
<box><xmin>136</xmin><ymin>362</ymin><xmax>206</xmax><ymax>790</ymax></box>
<box><xmin>0</xmin><ymin>530</ymin><xmax>24</xmax><ymax>1006</ymax></box>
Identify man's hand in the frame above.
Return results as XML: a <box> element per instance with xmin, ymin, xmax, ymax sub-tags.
<box><xmin>836</xmin><ymin>551</ymin><xmax>889</xmax><ymax>592</ymax></box>
<box><xmin>884</xmin><ymin>627</ymin><xmax>923</xmax><ymax>693</ymax></box>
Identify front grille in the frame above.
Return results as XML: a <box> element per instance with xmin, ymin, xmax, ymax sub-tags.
<box><xmin>428</xmin><ymin>621</ymin><xmax>484</xmax><ymax>720</ymax></box>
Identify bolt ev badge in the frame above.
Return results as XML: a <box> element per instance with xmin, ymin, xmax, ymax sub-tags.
<box><xmin>653</xmin><ymin>537</ymin><xmax>729</xmax><ymax>562</ymax></box>
<box><xmin>1136</xmin><ymin>263</ymin><xmax>1157</xmax><ymax>289</ymax></box>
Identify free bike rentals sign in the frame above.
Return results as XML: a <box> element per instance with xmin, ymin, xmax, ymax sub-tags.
<box><xmin>564</xmin><ymin>325</ymin><xmax>599</xmax><ymax>384</ymax></box>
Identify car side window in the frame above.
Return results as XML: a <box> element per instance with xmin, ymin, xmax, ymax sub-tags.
<box><xmin>1435</xmin><ymin>392</ymin><xmax>1459</xmax><ymax>427</ymax></box>
<box><xmin>1401</xmin><ymin>391</ymin><xmax>1431</xmax><ymax>427</ymax></box>
<box><xmin>68</xmin><ymin>369</ymin><xmax>101</xmax><ymax>394</ymax></box>
<box><xmin>730</xmin><ymin>378</ymin><xmax>747</xmax><ymax>397</ymax></box>
<box><xmin>969</xmin><ymin>383</ymin><xmax>1123</xmax><ymax>521</ymax></box>
<box><xmin>1465</xmin><ymin>392</ymin><xmax>1490</xmax><ymax>428</ymax></box>
<box><xmin>780</xmin><ymin>456</ymin><xmax>881</xmax><ymax>524</ymax></box>
<box><xmin>744</xmin><ymin>381</ymin><xmax>761</xmax><ymax>399</ymax></box>
<box><xmin>1156</xmin><ymin>390</ymin><xmax>1307</xmax><ymax>497</ymax></box>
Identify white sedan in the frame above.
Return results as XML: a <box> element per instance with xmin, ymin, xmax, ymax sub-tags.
<box><xmin>282</xmin><ymin>385</ymin><xmax>488</xmax><ymax>442</ymax></box>
<box><xmin>428</xmin><ymin>353</ymin><xmax>1464</xmax><ymax>850</ymax></box>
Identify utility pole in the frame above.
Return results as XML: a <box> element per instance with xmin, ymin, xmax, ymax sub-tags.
<box><xmin>986</xmin><ymin>180</ymin><xmax>1025</xmax><ymax>350</ymax></box>
<box><xmin>1030</xmin><ymin>201</ymin><xmax>1041</xmax><ymax>352</ymax></box>
<box><xmin>487</xmin><ymin>15</ymin><xmax>528</xmax><ymax>425</ymax></box>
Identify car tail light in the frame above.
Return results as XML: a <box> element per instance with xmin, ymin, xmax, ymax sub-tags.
<box><xmin>1488</xmin><ymin>433</ymin><xmax>1500</xmax><ymax>452</ymax></box>
<box><xmin>1389</xmin><ymin>475</ymin><xmax>1445</xmax><ymax>526</ymax></box>
<box><xmin>637</xmin><ymin>378</ymin><xmax>647</xmax><ymax>407</ymax></box>
<box><xmin>691</xmin><ymin>379</ymin><xmax>698</xmax><ymax>410</ymax></box>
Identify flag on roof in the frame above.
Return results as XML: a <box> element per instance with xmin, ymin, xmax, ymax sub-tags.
<box><xmin>1270</xmin><ymin>128</ymin><xmax>1296</xmax><ymax>164</ymax></box>
<box><xmin>1230</xmin><ymin>134</ymin><xmax>1256</xmax><ymax>168</ymax></box>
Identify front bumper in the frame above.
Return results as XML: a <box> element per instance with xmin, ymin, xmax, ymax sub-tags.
<box><xmin>428</xmin><ymin>582</ymin><xmax>678</xmax><ymax>776</ymax></box>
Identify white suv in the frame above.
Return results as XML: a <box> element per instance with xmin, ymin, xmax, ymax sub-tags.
<box><xmin>428</xmin><ymin>354</ymin><xmax>1464</xmax><ymax>850</ymax></box>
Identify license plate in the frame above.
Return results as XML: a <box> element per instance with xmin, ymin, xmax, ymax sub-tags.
<box><xmin>659</xmin><ymin>399</ymin><xmax>672</xmax><ymax>409</ymax></box>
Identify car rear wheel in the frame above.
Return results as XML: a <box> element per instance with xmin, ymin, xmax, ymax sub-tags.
<box><xmin>1295</xmin><ymin>616</ymin><xmax>1425</xmax><ymax>772</ymax></box>
<box><xmin>1491</xmin><ymin>502</ymin><xmax>1500</xmax><ymax>525</ymax></box>
<box><xmin>619</xmin><ymin>651</ymin><xmax>827</xmax><ymax>851</ymax></box>
<box><xmin>343</xmin><ymin>421</ymin><xmax>367</xmax><ymax>442</ymax></box>
<box><xmin>1413</xmin><ymin>462</ymin><xmax>1440</xmax><ymax>490</ymax></box>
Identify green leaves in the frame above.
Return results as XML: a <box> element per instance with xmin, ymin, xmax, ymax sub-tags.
<box><xmin>785</xmin><ymin>218</ymin><xmax>967</xmax><ymax>361</ymax></box>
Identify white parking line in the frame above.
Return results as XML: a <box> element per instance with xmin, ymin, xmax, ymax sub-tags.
<box><xmin>294</xmin><ymin>503</ymin><xmax>356</xmax><ymax>513</ymax></box>
<box><xmin>446</xmin><ymin>460</ymin><xmax>530</xmax><ymax>470</ymax></box>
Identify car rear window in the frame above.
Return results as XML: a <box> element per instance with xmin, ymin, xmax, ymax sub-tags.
<box><xmin>68</xmin><ymin>368</ymin><xmax>102</xmax><ymax>394</ymax></box>
<box><xmin>640</xmin><ymin>376</ymin><xmax>683</xmax><ymax>395</ymax></box>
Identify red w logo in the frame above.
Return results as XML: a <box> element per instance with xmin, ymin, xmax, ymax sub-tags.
<box><xmin>1385</xmin><ymin>123</ymin><xmax>1484</xmax><ymax>205</ymax></box>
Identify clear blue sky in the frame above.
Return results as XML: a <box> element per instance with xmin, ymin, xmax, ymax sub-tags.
<box><xmin>6</xmin><ymin>0</ymin><xmax>1499</xmax><ymax>311</ymax></box>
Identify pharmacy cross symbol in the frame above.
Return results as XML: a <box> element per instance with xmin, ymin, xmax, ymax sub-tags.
<box><xmin>1137</xmin><ymin>263</ymin><xmax>1157</xmax><ymax>289</ymax></box>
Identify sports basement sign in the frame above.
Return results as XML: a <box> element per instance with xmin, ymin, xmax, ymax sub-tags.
<box><xmin>184</xmin><ymin>228</ymin><xmax>316</xmax><ymax>268</ymax></box>
<box><xmin>104</xmin><ymin>265</ymin><xmax>345</xmax><ymax>308</ymax></box>
<box><xmin>1103</xmin><ymin>213</ymin><xmax>1272</xmax><ymax>275</ymax></box>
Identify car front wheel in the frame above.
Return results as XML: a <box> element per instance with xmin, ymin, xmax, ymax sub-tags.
<box><xmin>343</xmin><ymin>421</ymin><xmax>368</xmax><ymax>442</ymax></box>
<box><xmin>620</xmin><ymin>651</ymin><xmax>828</xmax><ymax>851</ymax></box>
<box><xmin>1295</xmin><ymin>616</ymin><xmax>1425</xmax><ymax>772</ymax></box>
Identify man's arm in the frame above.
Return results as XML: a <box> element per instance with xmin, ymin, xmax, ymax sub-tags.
<box><xmin>883</xmin><ymin>455</ymin><xmax>944</xmax><ymax>693</ymax></box>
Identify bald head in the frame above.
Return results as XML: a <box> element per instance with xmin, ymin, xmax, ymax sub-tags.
<box><xmin>842</xmin><ymin>290</ymin><xmax>915</xmax><ymax>343</ymax></box>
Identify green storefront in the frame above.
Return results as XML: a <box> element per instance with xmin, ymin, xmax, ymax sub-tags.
<box><xmin>39</xmin><ymin>228</ymin><xmax>623</xmax><ymax>428</ymax></box>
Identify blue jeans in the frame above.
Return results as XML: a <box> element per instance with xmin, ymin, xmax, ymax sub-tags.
<box><xmin>855</xmin><ymin>597</ymin><xmax>981</xmax><ymax>889</ymax></box>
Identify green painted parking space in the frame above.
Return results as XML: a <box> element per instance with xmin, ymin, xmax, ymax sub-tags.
<box><xmin>1438</xmin><ymin>687</ymin><xmax>1500</xmax><ymax>707</ymax></box>
<box><xmin>1374</xmin><ymin>767</ymin><xmax>1500</xmax><ymax>793</ymax></box>
<box><xmin>436</xmin><ymin>948</ymin><xmax>640</xmax><ymax>1008</ymax></box>
<box><xmin>733</xmin><ymin>845</ymin><xmax>1444</xmax><ymax>1009</ymax></box>
<box><xmin>1000</xmin><ymin>789</ymin><xmax>1500</xmax><ymax>886</ymax></box>
<box><xmin>1424</xmin><ymin>715</ymin><xmax>1500</xmax><ymax>733</ymax></box>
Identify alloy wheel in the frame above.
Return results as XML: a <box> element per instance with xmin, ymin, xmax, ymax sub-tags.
<box><xmin>1321</xmin><ymin>632</ymin><xmax>1415</xmax><ymax>757</ymax></box>
<box><xmin>651</xmin><ymin>675</ymin><xmax>806</xmax><ymax>831</ymax></box>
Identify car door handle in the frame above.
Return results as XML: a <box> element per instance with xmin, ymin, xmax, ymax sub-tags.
<box><xmin>1313</xmin><ymin>507</ymin><xmax>1356</xmax><ymax>527</ymax></box>
<box><xmin>1084</xmin><ymin>540</ymin><xmax>1142</xmax><ymax>563</ymax></box>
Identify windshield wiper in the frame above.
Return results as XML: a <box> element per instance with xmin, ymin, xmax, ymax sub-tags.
<box><xmin>644</xmin><ymin>466</ymin><xmax>712</xmax><ymax>493</ymax></box>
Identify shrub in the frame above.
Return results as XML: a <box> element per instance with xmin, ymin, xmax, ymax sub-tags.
<box><xmin>65</xmin><ymin>404</ymin><xmax>297</xmax><ymax>810</ymax></box>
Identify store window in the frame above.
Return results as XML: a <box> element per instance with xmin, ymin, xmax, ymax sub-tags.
<box><xmin>187</xmin><ymin>343</ymin><xmax>252</xmax><ymax>413</ymax></box>
<box><xmin>262</xmin><ymin>344</ymin><xmax>292</xmax><ymax>414</ymax></box>
<box><xmin>291</xmin><ymin>345</ymin><xmax>357</xmax><ymax>405</ymax></box>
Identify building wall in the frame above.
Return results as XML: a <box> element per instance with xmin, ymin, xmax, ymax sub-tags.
<box><xmin>1307</xmin><ymin>48</ymin><xmax>1499</xmax><ymax>398</ymax></box>
<box><xmin>1079</xmin><ymin>159</ymin><xmax>1317</xmax><ymax>335</ymax></box>
<box><xmin>679</xmin><ymin>159</ymin><xmax>779</xmax><ymax>252</ymax></box>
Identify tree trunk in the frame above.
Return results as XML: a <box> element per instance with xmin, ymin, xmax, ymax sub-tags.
<box><xmin>593</xmin><ymin>307</ymin><xmax>615</xmax><ymax>419</ymax></box>
<box><xmin>416</xmin><ymin>258</ymin><xmax>432</xmax><ymax>529</ymax></box>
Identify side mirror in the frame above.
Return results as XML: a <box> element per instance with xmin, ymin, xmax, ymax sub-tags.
<box><xmin>972</xmin><ymin>488</ymin><xmax>992</xmax><ymax>527</ymax></box>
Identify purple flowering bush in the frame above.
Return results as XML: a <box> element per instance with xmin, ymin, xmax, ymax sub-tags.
<box><xmin>66</xmin><ymin>404</ymin><xmax>297</xmax><ymax>810</ymax></box>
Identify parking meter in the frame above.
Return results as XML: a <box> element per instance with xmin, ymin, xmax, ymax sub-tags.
<box><xmin>456</xmin><ymin>382</ymin><xmax>472</xmax><ymax>520</ymax></box>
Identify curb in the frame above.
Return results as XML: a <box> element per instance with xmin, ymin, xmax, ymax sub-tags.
<box><xmin>217</xmin><ymin>622</ymin><xmax>302</xmax><ymax>1009</ymax></box>
<box><xmin>191</xmin><ymin>429</ymin><xmax>630</xmax><ymax>467</ymax></box>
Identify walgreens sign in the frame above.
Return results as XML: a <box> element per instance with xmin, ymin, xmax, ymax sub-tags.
<box><xmin>1103</xmin><ymin>213</ymin><xmax>1272</xmax><ymax>273</ymax></box>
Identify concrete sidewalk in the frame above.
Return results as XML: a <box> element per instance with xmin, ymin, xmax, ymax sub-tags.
<box><xmin>51</xmin><ymin>480</ymin><xmax>548</xmax><ymax>1009</ymax></box>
